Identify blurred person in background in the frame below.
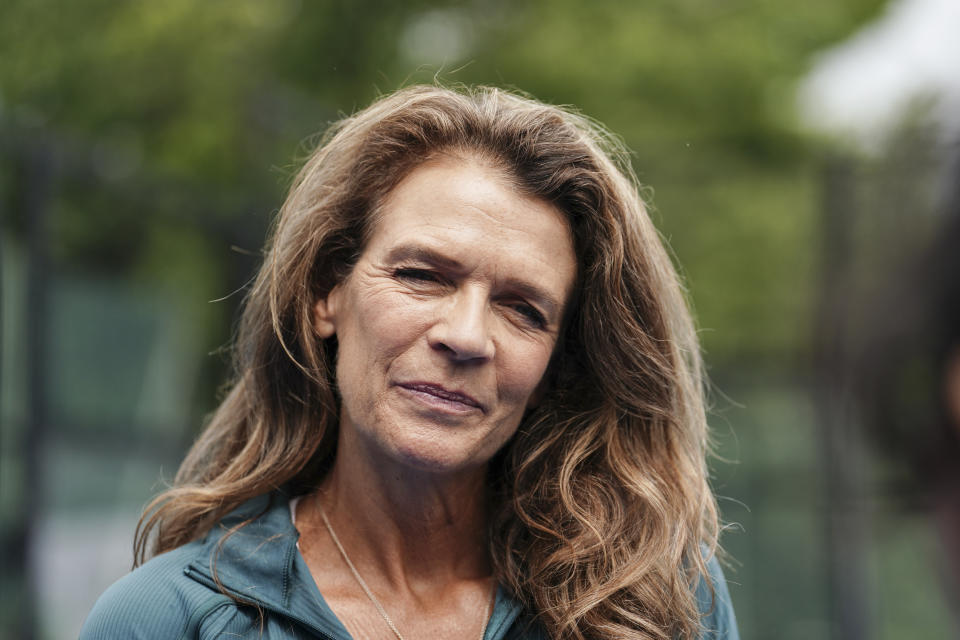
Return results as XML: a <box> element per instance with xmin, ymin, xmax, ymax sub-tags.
<box><xmin>79</xmin><ymin>85</ymin><xmax>738</xmax><ymax>640</ymax></box>
<box><xmin>856</xmin><ymin>165</ymin><xmax>960</xmax><ymax>629</ymax></box>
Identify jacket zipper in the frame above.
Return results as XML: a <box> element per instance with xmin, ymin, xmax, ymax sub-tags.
<box><xmin>183</xmin><ymin>565</ymin><xmax>345</xmax><ymax>640</ymax></box>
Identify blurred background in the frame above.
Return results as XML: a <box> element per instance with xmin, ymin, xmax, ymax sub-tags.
<box><xmin>2</xmin><ymin>0</ymin><xmax>959</xmax><ymax>638</ymax></box>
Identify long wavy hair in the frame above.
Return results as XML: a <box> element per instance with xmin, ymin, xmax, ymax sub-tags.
<box><xmin>135</xmin><ymin>85</ymin><xmax>719</xmax><ymax>640</ymax></box>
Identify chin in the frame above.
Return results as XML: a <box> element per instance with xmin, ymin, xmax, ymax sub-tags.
<box><xmin>391</xmin><ymin>440</ymin><xmax>487</xmax><ymax>476</ymax></box>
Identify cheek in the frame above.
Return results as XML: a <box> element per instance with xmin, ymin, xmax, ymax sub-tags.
<box><xmin>340</xmin><ymin>289</ymin><xmax>427</xmax><ymax>356</ymax></box>
<box><xmin>361</xmin><ymin>295</ymin><xmax>433</xmax><ymax>356</ymax></box>
<box><xmin>330</xmin><ymin>294</ymin><xmax>419</xmax><ymax>401</ymax></box>
<box><xmin>499</xmin><ymin>344</ymin><xmax>554</xmax><ymax>401</ymax></box>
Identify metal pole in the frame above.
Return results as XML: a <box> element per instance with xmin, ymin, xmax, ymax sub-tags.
<box><xmin>814</xmin><ymin>155</ymin><xmax>872</xmax><ymax>640</ymax></box>
<box><xmin>20</xmin><ymin>141</ymin><xmax>55</xmax><ymax>640</ymax></box>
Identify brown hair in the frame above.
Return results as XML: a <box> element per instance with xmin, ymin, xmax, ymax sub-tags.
<box><xmin>135</xmin><ymin>85</ymin><xmax>719</xmax><ymax>640</ymax></box>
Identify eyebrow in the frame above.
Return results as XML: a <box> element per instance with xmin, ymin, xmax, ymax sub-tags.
<box><xmin>383</xmin><ymin>243</ymin><xmax>564</xmax><ymax>320</ymax></box>
<box><xmin>385</xmin><ymin>244</ymin><xmax>465</xmax><ymax>272</ymax></box>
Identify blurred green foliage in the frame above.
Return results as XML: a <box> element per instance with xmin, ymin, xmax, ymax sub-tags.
<box><xmin>1</xmin><ymin>0</ymin><xmax>886</xmax><ymax>367</ymax></box>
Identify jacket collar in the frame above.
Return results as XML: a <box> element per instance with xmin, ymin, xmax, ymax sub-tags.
<box><xmin>184</xmin><ymin>492</ymin><xmax>528</xmax><ymax>639</ymax></box>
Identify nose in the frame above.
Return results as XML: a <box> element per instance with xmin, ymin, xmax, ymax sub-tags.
<box><xmin>427</xmin><ymin>289</ymin><xmax>494</xmax><ymax>362</ymax></box>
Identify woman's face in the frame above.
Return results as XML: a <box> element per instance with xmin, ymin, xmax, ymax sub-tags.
<box><xmin>314</xmin><ymin>157</ymin><xmax>577</xmax><ymax>475</ymax></box>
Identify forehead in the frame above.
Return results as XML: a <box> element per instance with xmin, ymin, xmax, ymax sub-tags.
<box><xmin>365</xmin><ymin>158</ymin><xmax>577</xmax><ymax>293</ymax></box>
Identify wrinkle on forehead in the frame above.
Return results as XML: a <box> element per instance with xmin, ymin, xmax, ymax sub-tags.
<box><xmin>387</xmin><ymin>156</ymin><xmax>568</xmax><ymax>237</ymax></box>
<box><xmin>371</xmin><ymin>150</ymin><xmax>536</xmax><ymax>224</ymax></box>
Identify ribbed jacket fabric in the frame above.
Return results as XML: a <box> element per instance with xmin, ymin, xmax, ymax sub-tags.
<box><xmin>79</xmin><ymin>492</ymin><xmax>738</xmax><ymax>639</ymax></box>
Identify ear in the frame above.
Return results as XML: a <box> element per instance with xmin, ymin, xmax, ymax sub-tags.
<box><xmin>312</xmin><ymin>286</ymin><xmax>341</xmax><ymax>339</ymax></box>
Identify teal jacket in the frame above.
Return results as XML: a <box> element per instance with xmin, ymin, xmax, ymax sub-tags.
<box><xmin>80</xmin><ymin>493</ymin><xmax>739</xmax><ymax>639</ymax></box>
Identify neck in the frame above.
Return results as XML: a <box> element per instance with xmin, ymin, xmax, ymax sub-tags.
<box><xmin>305</xmin><ymin>435</ymin><xmax>493</xmax><ymax>591</ymax></box>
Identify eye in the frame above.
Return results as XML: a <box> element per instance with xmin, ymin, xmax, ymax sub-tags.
<box><xmin>509</xmin><ymin>302</ymin><xmax>547</xmax><ymax>330</ymax></box>
<box><xmin>394</xmin><ymin>267</ymin><xmax>441</xmax><ymax>283</ymax></box>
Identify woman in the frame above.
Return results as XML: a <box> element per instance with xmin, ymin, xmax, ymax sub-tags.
<box><xmin>81</xmin><ymin>85</ymin><xmax>738</xmax><ymax>640</ymax></box>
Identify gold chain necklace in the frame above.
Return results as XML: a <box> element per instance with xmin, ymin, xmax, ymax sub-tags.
<box><xmin>316</xmin><ymin>501</ymin><xmax>496</xmax><ymax>640</ymax></box>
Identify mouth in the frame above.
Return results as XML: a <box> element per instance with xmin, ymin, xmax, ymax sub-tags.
<box><xmin>397</xmin><ymin>382</ymin><xmax>485</xmax><ymax>413</ymax></box>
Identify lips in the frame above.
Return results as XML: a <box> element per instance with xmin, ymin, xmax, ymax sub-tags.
<box><xmin>397</xmin><ymin>382</ymin><xmax>484</xmax><ymax>412</ymax></box>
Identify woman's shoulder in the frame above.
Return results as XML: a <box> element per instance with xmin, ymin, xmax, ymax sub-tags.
<box><xmin>79</xmin><ymin>493</ymin><xmax>296</xmax><ymax>639</ymax></box>
<box><xmin>79</xmin><ymin>542</ymin><xmax>231</xmax><ymax>639</ymax></box>
<box><xmin>695</xmin><ymin>554</ymin><xmax>740</xmax><ymax>640</ymax></box>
